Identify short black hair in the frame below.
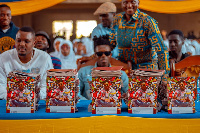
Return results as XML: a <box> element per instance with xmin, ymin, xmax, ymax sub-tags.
<box><xmin>19</xmin><ymin>26</ymin><xmax>35</xmax><ymax>37</ymax></box>
<box><xmin>168</xmin><ymin>30</ymin><xmax>184</xmax><ymax>40</ymax></box>
<box><xmin>0</xmin><ymin>4</ymin><xmax>11</xmax><ymax>10</ymax></box>
<box><xmin>93</xmin><ymin>35</ymin><xmax>113</xmax><ymax>51</ymax></box>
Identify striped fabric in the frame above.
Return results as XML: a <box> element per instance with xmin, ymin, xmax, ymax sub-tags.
<box><xmin>50</xmin><ymin>56</ymin><xmax>61</xmax><ymax>69</ymax></box>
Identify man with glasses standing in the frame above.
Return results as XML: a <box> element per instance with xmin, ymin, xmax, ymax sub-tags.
<box><xmin>78</xmin><ymin>35</ymin><xmax>128</xmax><ymax>100</ymax></box>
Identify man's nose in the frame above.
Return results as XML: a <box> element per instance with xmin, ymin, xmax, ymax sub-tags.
<box><xmin>101</xmin><ymin>53</ymin><xmax>106</xmax><ymax>57</ymax></box>
<box><xmin>4</xmin><ymin>14</ymin><xmax>8</xmax><ymax>20</ymax></box>
<box><xmin>170</xmin><ymin>41</ymin><xmax>175</xmax><ymax>46</ymax></box>
<box><xmin>19</xmin><ymin>41</ymin><xmax>25</xmax><ymax>46</ymax></box>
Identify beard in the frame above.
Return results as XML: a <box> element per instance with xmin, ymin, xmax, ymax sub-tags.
<box><xmin>18</xmin><ymin>53</ymin><xmax>26</xmax><ymax>56</ymax></box>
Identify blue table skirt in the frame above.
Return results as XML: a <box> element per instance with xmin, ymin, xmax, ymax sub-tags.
<box><xmin>1</xmin><ymin>100</ymin><xmax>200</xmax><ymax>120</ymax></box>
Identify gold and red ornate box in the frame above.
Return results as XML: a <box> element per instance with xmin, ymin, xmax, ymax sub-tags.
<box><xmin>46</xmin><ymin>69</ymin><xmax>79</xmax><ymax>113</ymax></box>
<box><xmin>128</xmin><ymin>76</ymin><xmax>158</xmax><ymax>114</ymax></box>
<box><xmin>91</xmin><ymin>66</ymin><xmax>123</xmax><ymax>114</ymax></box>
<box><xmin>167</xmin><ymin>77</ymin><xmax>195</xmax><ymax>114</ymax></box>
<box><xmin>6</xmin><ymin>71</ymin><xmax>40</xmax><ymax>113</ymax></box>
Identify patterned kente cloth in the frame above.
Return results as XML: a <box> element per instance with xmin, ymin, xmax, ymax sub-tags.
<box><xmin>109</xmin><ymin>9</ymin><xmax>170</xmax><ymax>81</ymax></box>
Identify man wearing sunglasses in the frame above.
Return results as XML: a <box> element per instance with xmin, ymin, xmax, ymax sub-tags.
<box><xmin>78</xmin><ymin>35</ymin><xmax>128</xmax><ymax>100</ymax></box>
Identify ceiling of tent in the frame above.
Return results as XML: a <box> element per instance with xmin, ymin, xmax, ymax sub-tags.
<box><xmin>0</xmin><ymin>0</ymin><xmax>200</xmax><ymax>16</ymax></box>
<box><xmin>0</xmin><ymin>0</ymin><xmax>66</xmax><ymax>16</ymax></box>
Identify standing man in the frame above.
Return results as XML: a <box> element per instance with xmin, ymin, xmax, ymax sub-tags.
<box><xmin>92</xmin><ymin>2</ymin><xmax>118</xmax><ymax>58</ymax></box>
<box><xmin>0</xmin><ymin>27</ymin><xmax>53</xmax><ymax>99</ymax></box>
<box><xmin>0</xmin><ymin>4</ymin><xmax>19</xmax><ymax>53</ymax></box>
<box><xmin>35</xmin><ymin>31</ymin><xmax>61</xmax><ymax>69</ymax></box>
<box><xmin>109</xmin><ymin>0</ymin><xmax>170</xmax><ymax>81</ymax></box>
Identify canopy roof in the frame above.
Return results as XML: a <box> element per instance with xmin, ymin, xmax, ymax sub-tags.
<box><xmin>1</xmin><ymin>0</ymin><xmax>200</xmax><ymax>16</ymax></box>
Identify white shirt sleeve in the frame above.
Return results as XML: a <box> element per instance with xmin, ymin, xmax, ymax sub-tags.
<box><xmin>0</xmin><ymin>57</ymin><xmax>8</xmax><ymax>99</ymax></box>
<box><xmin>39</xmin><ymin>54</ymin><xmax>53</xmax><ymax>99</ymax></box>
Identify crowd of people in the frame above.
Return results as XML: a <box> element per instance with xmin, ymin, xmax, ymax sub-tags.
<box><xmin>0</xmin><ymin>0</ymin><xmax>199</xmax><ymax>109</ymax></box>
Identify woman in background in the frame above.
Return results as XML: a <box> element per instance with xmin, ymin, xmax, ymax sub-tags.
<box><xmin>59</xmin><ymin>40</ymin><xmax>77</xmax><ymax>69</ymax></box>
<box><xmin>50</xmin><ymin>38</ymin><xmax>64</xmax><ymax>58</ymax></box>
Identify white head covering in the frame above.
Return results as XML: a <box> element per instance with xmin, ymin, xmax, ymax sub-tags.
<box><xmin>191</xmin><ymin>40</ymin><xmax>200</xmax><ymax>55</ymax></box>
<box><xmin>182</xmin><ymin>39</ymin><xmax>196</xmax><ymax>55</ymax></box>
<box><xmin>59</xmin><ymin>40</ymin><xmax>77</xmax><ymax>69</ymax></box>
<box><xmin>72</xmin><ymin>39</ymin><xmax>81</xmax><ymax>44</ymax></box>
<box><xmin>49</xmin><ymin>38</ymin><xmax>64</xmax><ymax>58</ymax></box>
<box><xmin>81</xmin><ymin>37</ymin><xmax>94</xmax><ymax>56</ymax></box>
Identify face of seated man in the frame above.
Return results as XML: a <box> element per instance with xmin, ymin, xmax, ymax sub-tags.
<box><xmin>34</xmin><ymin>35</ymin><xmax>49</xmax><ymax>51</ymax></box>
<box><xmin>168</xmin><ymin>34</ymin><xmax>184</xmax><ymax>55</ymax></box>
<box><xmin>15</xmin><ymin>30</ymin><xmax>35</xmax><ymax>63</ymax></box>
<box><xmin>95</xmin><ymin>45</ymin><xmax>111</xmax><ymax>67</ymax></box>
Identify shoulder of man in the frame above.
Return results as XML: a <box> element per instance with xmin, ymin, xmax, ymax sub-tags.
<box><xmin>113</xmin><ymin>12</ymin><xmax>124</xmax><ymax>20</ymax></box>
<box><xmin>78</xmin><ymin>65</ymin><xmax>94</xmax><ymax>75</ymax></box>
<box><xmin>10</xmin><ymin>22</ymin><xmax>19</xmax><ymax>31</ymax></box>
<box><xmin>92</xmin><ymin>24</ymin><xmax>102</xmax><ymax>33</ymax></box>
<box><xmin>34</xmin><ymin>48</ymin><xmax>51</xmax><ymax>60</ymax></box>
<box><xmin>50</xmin><ymin>55</ymin><xmax>61</xmax><ymax>62</ymax></box>
<box><xmin>138</xmin><ymin>11</ymin><xmax>158</xmax><ymax>24</ymax></box>
<box><xmin>0</xmin><ymin>49</ymin><xmax>15</xmax><ymax>60</ymax></box>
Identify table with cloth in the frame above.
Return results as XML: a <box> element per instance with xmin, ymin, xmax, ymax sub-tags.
<box><xmin>1</xmin><ymin>100</ymin><xmax>200</xmax><ymax>132</ymax></box>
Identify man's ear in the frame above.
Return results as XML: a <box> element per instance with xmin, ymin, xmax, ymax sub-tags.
<box><xmin>181</xmin><ymin>38</ymin><xmax>185</xmax><ymax>46</ymax></box>
<box><xmin>95</xmin><ymin>53</ymin><xmax>98</xmax><ymax>58</ymax></box>
<box><xmin>33</xmin><ymin>40</ymin><xmax>36</xmax><ymax>47</ymax></box>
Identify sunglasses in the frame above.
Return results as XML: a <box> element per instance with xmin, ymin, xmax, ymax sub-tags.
<box><xmin>96</xmin><ymin>51</ymin><xmax>111</xmax><ymax>57</ymax></box>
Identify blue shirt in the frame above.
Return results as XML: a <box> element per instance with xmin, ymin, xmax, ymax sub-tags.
<box><xmin>91</xmin><ymin>23</ymin><xmax>119</xmax><ymax>59</ymax></box>
<box><xmin>109</xmin><ymin>9</ymin><xmax>170</xmax><ymax>81</ymax></box>
<box><xmin>78</xmin><ymin>63</ymin><xmax>129</xmax><ymax>100</ymax></box>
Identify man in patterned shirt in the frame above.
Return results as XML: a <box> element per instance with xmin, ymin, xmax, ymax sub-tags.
<box><xmin>109</xmin><ymin>0</ymin><xmax>170</xmax><ymax>81</ymax></box>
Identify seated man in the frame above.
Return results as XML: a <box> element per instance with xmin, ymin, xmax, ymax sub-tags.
<box><xmin>78</xmin><ymin>35</ymin><xmax>128</xmax><ymax>100</ymax></box>
<box><xmin>168</xmin><ymin>30</ymin><xmax>190</xmax><ymax>76</ymax></box>
<box><xmin>0</xmin><ymin>27</ymin><xmax>53</xmax><ymax>100</ymax></box>
<box><xmin>35</xmin><ymin>31</ymin><xmax>61</xmax><ymax>69</ymax></box>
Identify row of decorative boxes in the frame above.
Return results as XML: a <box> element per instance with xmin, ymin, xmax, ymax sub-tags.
<box><xmin>6</xmin><ymin>67</ymin><xmax>196</xmax><ymax>114</ymax></box>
